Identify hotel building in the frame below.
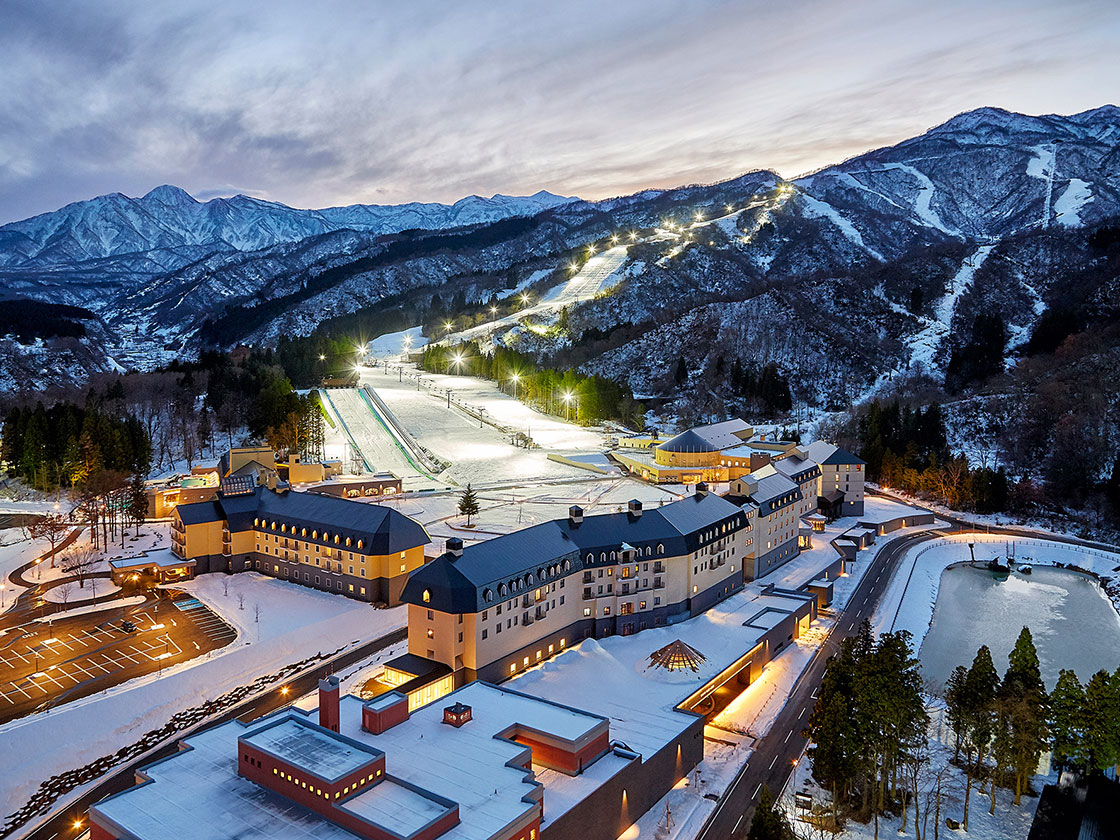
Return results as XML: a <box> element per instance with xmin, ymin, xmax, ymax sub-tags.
<box><xmin>170</xmin><ymin>484</ymin><xmax>430</xmax><ymax>605</ymax></box>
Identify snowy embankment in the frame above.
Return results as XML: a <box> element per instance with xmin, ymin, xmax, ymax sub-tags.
<box><xmin>873</xmin><ymin>533</ymin><xmax>1120</xmax><ymax>645</ymax></box>
<box><xmin>0</xmin><ymin>573</ymin><xmax>405</xmax><ymax>823</ymax></box>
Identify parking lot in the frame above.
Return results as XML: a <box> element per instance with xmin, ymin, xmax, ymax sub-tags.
<box><xmin>0</xmin><ymin>591</ymin><xmax>237</xmax><ymax>722</ymax></box>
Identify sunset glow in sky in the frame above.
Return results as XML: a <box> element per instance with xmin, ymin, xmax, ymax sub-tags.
<box><xmin>2</xmin><ymin>0</ymin><xmax>1118</xmax><ymax>222</ymax></box>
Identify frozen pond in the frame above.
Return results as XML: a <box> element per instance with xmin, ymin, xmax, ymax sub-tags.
<box><xmin>919</xmin><ymin>564</ymin><xmax>1120</xmax><ymax>691</ymax></box>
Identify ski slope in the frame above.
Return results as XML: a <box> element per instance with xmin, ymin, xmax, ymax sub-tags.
<box><xmin>906</xmin><ymin>243</ymin><xmax>995</xmax><ymax>373</ymax></box>
<box><xmin>439</xmin><ymin>246</ymin><xmax>630</xmax><ymax>346</ymax></box>
<box><xmin>361</xmin><ymin>365</ymin><xmax>609</xmax><ymax>488</ymax></box>
<box><xmin>322</xmin><ymin>388</ymin><xmax>443</xmax><ymax>489</ymax></box>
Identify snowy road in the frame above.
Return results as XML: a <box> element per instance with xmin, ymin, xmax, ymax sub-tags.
<box><xmin>437</xmin><ymin>245</ymin><xmax>630</xmax><ymax>346</ymax></box>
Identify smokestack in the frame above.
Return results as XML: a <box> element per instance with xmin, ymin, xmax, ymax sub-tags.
<box><xmin>446</xmin><ymin>537</ymin><xmax>463</xmax><ymax>559</ymax></box>
<box><xmin>318</xmin><ymin>675</ymin><xmax>340</xmax><ymax>732</ymax></box>
<box><xmin>695</xmin><ymin>482</ymin><xmax>709</xmax><ymax>498</ymax></box>
<box><xmin>569</xmin><ymin>505</ymin><xmax>584</xmax><ymax>525</ymax></box>
<box><xmin>627</xmin><ymin>499</ymin><xmax>643</xmax><ymax>518</ymax></box>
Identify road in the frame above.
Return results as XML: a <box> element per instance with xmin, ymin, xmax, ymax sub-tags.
<box><xmin>702</xmin><ymin>526</ymin><xmax>940</xmax><ymax>840</ymax></box>
<box><xmin>0</xmin><ymin>589</ymin><xmax>236</xmax><ymax>725</ymax></box>
<box><xmin>703</xmin><ymin>495</ymin><xmax>1120</xmax><ymax>838</ymax></box>
<box><xmin>18</xmin><ymin>627</ymin><xmax>407</xmax><ymax>840</ymax></box>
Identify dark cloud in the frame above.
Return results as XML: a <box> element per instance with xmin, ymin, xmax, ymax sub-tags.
<box><xmin>1</xmin><ymin>0</ymin><xmax>1118</xmax><ymax>222</ymax></box>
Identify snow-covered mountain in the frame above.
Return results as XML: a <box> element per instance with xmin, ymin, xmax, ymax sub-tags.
<box><xmin>1</xmin><ymin>104</ymin><xmax>1118</xmax><ymax>401</ymax></box>
<box><xmin>0</xmin><ymin>186</ymin><xmax>578</xmax><ymax>270</ymax></box>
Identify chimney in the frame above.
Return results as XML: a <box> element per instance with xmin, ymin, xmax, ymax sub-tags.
<box><xmin>750</xmin><ymin>452</ymin><xmax>771</xmax><ymax>472</ymax></box>
<box><xmin>569</xmin><ymin>505</ymin><xmax>584</xmax><ymax>526</ymax></box>
<box><xmin>695</xmin><ymin>482</ymin><xmax>709</xmax><ymax>498</ymax></box>
<box><xmin>318</xmin><ymin>675</ymin><xmax>340</xmax><ymax>732</ymax></box>
<box><xmin>627</xmin><ymin>499</ymin><xmax>643</xmax><ymax>518</ymax></box>
<box><xmin>446</xmin><ymin>537</ymin><xmax>463</xmax><ymax>559</ymax></box>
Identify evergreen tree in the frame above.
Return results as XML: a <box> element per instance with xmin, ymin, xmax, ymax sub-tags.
<box><xmin>999</xmin><ymin>628</ymin><xmax>1049</xmax><ymax>805</ymax></box>
<box><xmin>1081</xmin><ymin>669</ymin><xmax>1119</xmax><ymax>773</ymax></box>
<box><xmin>457</xmin><ymin>484</ymin><xmax>480</xmax><ymax>527</ymax></box>
<box><xmin>673</xmin><ymin>357</ymin><xmax>688</xmax><ymax>387</ymax></box>
<box><xmin>129</xmin><ymin>472</ymin><xmax>148</xmax><ymax>536</ymax></box>
<box><xmin>944</xmin><ymin>665</ymin><xmax>969</xmax><ymax>761</ymax></box>
<box><xmin>1048</xmin><ymin>669</ymin><xmax>1085</xmax><ymax>771</ymax></box>
<box><xmin>747</xmin><ymin>786</ymin><xmax>793</xmax><ymax>840</ymax></box>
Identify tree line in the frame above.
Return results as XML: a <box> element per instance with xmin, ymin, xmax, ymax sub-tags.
<box><xmin>2</xmin><ymin>350</ymin><xmax>325</xmax><ymax>488</ymax></box>
<box><xmin>803</xmin><ymin>621</ymin><xmax>928</xmax><ymax>836</ymax></box>
<box><xmin>419</xmin><ymin>343</ymin><xmax>646</xmax><ymax>428</ymax></box>
<box><xmin>857</xmin><ymin>399</ymin><xmax>1011</xmax><ymax>514</ymax></box>
<box><xmin>945</xmin><ymin>628</ymin><xmax>1120</xmax><ymax>830</ymax></box>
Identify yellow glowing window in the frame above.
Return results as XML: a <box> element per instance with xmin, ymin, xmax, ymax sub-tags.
<box><xmin>422</xmin><ymin>589</ymin><xmax>431</xmax><ymax>603</ymax></box>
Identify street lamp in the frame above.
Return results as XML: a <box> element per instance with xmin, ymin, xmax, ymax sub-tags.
<box><xmin>561</xmin><ymin>390</ymin><xmax>574</xmax><ymax>421</ymax></box>
<box><xmin>318</xmin><ymin>353</ymin><xmax>326</xmax><ymax>361</ymax></box>
<box><xmin>490</xmin><ymin>305</ymin><xmax>498</xmax><ymax>315</ymax></box>
<box><xmin>629</xmin><ymin>231</ymin><xmax>637</xmax><ymax>241</ymax></box>
<box><xmin>520</xmin><ymin>293</ymin><xmax>530</xmax><ymax>306</ymax></box>
<box><xmin>725</xmin><ymin>204</ymin><xmax>734</xmax><ymax>213</ymax></box>
<box><xmin>444</xmin><ymin>321</ymin><xmax>454</xmax><ymax>334</ymax></box>
<box><xmin>610</xmin><ymin>234</ymin><xmax>619</xmax><ymax>244</ymax></box>
<box><xmin>509</xmin><ymin>372</ymin><xmax>520</xmax><ymax>400</ymax></box>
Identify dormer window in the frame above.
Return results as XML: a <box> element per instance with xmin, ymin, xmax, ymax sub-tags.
<box><xmin>423</xmin><ymin>589</ymin><xmax>431</xmax><ymax>603</ymax></box>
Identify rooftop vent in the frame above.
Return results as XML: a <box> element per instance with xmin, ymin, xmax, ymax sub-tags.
<box><xmin>446</xmin><ymin>537</ymin><xmax>463</xmax><ymax>559</ymax></box>
<box><xmin>569</xmin><ymin>505</ymin><xmax>584</xmax><ymax>526</ymax></box>
<box><xmin>443</xmin><ymin>702</ymin><xmax>472</xmax><ymax>728</ymax></box>
<box><xmin>695</xmin><ymin>482</ymin><xmax>709</xmax><ymax>498</ymax></box>
<box><xmin>628</xmin><ymin>499</ymin><xmax>643</xmax><ymax>518</ymax></box>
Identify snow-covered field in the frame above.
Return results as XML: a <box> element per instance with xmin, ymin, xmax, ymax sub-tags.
<box><xmin>0</xmin><ymin>573</ymin><xmax>405</xmax><ymax>823</ymax></box>
<box><xmin>908</xmin><ymin>243</ymin><xmax>995</xmax><ymax>374</ymax></box>
<box><xmin>388</xmin><ymin>476</ymin><xmax>679</xmax><ymax>547</ymax></box>
<box><xmin>360</xmin><ymin>364</ymin><xmax>609</xmax><ymax>487</ymax></box>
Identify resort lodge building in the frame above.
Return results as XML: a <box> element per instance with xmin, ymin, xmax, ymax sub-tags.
<box><xmin>170</xmin><ymin>484</ymin><xmax>430</xmax><ymax>605</ymax></box>
<box><xmin>392</xmin><ymin>487</ymin><xmax>749</xmax><ymax>689</ymax></box>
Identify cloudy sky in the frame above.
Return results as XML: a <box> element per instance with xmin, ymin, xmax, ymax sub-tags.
<box><xmin>2</xmin><ymin>0</ymin><xmax>1117</xmax><ymax>223</ymax></box>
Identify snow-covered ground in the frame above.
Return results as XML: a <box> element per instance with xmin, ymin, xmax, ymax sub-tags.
<box><xmin>359</xmin><ymin>364</ymin><xmax>609</xmax><ymax>487</ymax></box>
<box><xmin>787</xmin><ymin>697</ymin><xmax>1048</xmax><ymax>840</ymax></box>
<box><xmin>388</xmin><ymin>476</ymin><xmax>680</xmax><ymax>546</ymax></box>
<box><xmin>1053</xmin><ymin>178</ymin><xmax>1094</xmax><ymax>227</ymax></box>
<box><xmin>437</xmin><ymin>246</ymin><xmax>630</xmax><ymax>347</ymax></box>
<box><xmin>366</xmin><ymin>326</ymin><xmax>428</xmax><ymax>359</ymax></box>
<box><xmin>0</xmin><ymin>573</ymin><xmax>405</xmax><ymax>823</ymax></box>
<box><xmin>321</xmin><ymin>386</ymin><xmax>440</xmax><ymax>489</ymax></box>
<box><xmin>908</xmin><ymin>243</ymin><xmax>995</xmax><ymax>374</ymax></box>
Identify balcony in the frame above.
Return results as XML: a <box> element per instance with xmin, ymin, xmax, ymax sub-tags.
<box><xmin>654</xmin><ymin>577</ymin><xmax>665</xmax><ymax>589</ymax></box>
<box><xmin>522</xmin><ymin>611</ymin><xmax>534</xmax><ymax>626</ymax></box>
<box><xmin>582</xmin><ymin>572</ymin><xmax>593</xmax><ymax>584</ymax></box>
<box><xmin>583</xmin><ymin>588</ymin><xmax>593</xmax><ymax>601</ymax></box>
<box><xmin>653</xmin><ymin>563</ymin><xmax>665</xmax><ymax>573</ymax></box>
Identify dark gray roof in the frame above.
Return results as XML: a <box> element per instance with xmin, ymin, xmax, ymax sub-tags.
<box><xmin>403</xmin><ymin>492</ymin><xmax>747</xmax><ymax>613</ymax></box>
<box><xmin>175</xmin><ymin>488</ymin><xmax>430</xmax><ymax>555</ymax></box>
<box><xmin>807</xmin><ymin>441</ymin><xmax>866</xmax><ymax>467</ymax></box>
<box><xmin>658</xmin><ymin>429</ymin><xmax>719</xmax><ymax>453</ymax></box>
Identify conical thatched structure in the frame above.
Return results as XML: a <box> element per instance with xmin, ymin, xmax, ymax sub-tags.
<box><xmin>647</xmin><ymin>639</ymin><xmax>707</xmax><ymax>673</ymax></box>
